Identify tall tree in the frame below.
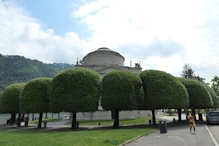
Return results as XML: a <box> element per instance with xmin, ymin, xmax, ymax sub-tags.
<box><xmin>101</xmin><ymin>70</ymin><xmax>141</xmax><ymax>128</ymax></box>
<box><xmin>140</xmin><ymin>70</ymin><xmax>189</xmax><ymax>125</ymax></box>
<box><xmin>204</xmin><ymin>84</ymin><xmax>219</xmax><ymax>108</ymax></box>
<box><xmin>178</xmin><ymin>78</ymin><xmax>213</xmax><ymax>117</ymax></box>
<box><xmin>211</xmin><ymin>76</ymin><xmax>219</xmax><ymax>96</ymax></box>
<box><xmin>20</xmin><ymin>78</ymin><xmax>51</xmax><ymax>128</ymax></box>
<box><xmin>181</xmin><ymin>64</ymin><xmax>205</xmax><ymax>83</ymax></box>
<box><xmin>0</xmin><ymin>83</ymin><xmax>26</xmax><ymax>126</ymax></box>
<box><xmin>50</xmin><ymin>68</ymin><xmax>101</xmax><ymax>129</ymax></box>
<box><xmin>181</xmin><ymin>64</ymin><xmax>195</xmax><ymax>79</ymax></box>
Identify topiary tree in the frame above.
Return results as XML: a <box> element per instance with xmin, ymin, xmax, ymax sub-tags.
<box><xmin>20</xmin><ymin>78</ymin><xmax>51</xmax><ymax>128</ymax></box>
<box><xmin>131</xmin><ymin>73</ymin><xmax>144</xmax><ymax>110</ymax></box>
<box><xmin>178</xmin><ymin>78</ymin><xmax>213</xmax><ymax>118</ymax></box>
<box><xmin>0</xmin><ymin>83</ymin><xmax>26</xmax><ymax>126</ymax></box>
<box><xmin>101</xmin><ymin>70</ymin><xmax>142</xmax><ymax>128</ymax></box>
<box><xmin>204</xmin><ymin>84</ymin><xmax>219</xmax><ymax>108</ymax></box>
<box><xmin>50</xmin><ymin>68</ymin><xmax>101</xmax><ymax>129</ymax></box>
<box><xmin>140</xmin><ymin>70</ymin><xmax>189</xmax><ymax>125</ymax></box>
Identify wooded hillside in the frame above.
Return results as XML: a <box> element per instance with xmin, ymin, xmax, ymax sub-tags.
<box><xmin>0</xmin><ymin>54</ymin><xmax>74</xmax><ymax>91</ymax></box>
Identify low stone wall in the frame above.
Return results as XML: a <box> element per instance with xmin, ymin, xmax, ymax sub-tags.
<box><xmin>73</xmin><ymin>110</ymin><xmax>151</xmax><ymax>120</ymax></box>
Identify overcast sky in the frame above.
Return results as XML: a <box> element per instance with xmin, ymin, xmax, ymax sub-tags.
<box><xmin>0</xmin><ymin>0</ymin><xmax>219</xmax><ymax>83</ymax></box>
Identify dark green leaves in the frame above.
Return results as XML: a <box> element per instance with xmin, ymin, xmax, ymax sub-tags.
<box><xmin>140</xmin><ymin>70</ymin><xmax>189</xmax><ymax>109</ymax></box>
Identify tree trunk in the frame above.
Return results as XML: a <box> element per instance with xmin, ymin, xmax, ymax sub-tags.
<box><xmin>21</xmin><ymin>113</ymin><xmax>25</xmax><ymax>121</ymax></box>
<box><xmin>192</xmin><ymin>108</ymin><xmax>196</xmax><ymax>120</ymax></box>
<box><xmin>152</xmin><ymin>110</ymin><xmax>156</xmax><ymax>125</ymax></box>
<box><xmin>45</xmin><ymin>113</ymin><xmax>48</xmax><ymax>119</ymax></box>
<box><xmin>113</xmin><ymin>110</ymin><xmax>119</xmax><ymax>128</ymax></box>
<box><xmin>25</xmin><ymin>114</ymin><xmax>29</xmax><ymax>127</ymax></box>
<box><xmin>52</xmin><ymin>113</ymin><xmax>53</xmax><ymax>118</ymax></box>
<box><xmin>177</xmin><ymin>109</ymin><xmax>182</xmax><ymax>122</ymax></box>
<box><xmin>10</xmin><ymin>113</ymin><xmax>16</xmax><ymax>125</ymax></box>
<box><xmin>38</xmin><ymin>113</ymin><xmax>43</xmax><ymax>128</ymax></box>
<box><xmin>17</xmin><ymin>113</ymin><xmax>21</xmax><ymax>127</ymax></box>
<box><xmin>71</xmin><ymin>112</ymin><xmax>77</xmax><ymax>129</ymax></box>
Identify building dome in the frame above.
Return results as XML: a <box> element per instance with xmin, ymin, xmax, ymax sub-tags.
<box><xmin>83</xmin><ymin>47</ymin><xmax>125</xmax><ymax>66</ymax></box>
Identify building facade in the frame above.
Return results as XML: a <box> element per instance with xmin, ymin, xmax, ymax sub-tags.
<box><xmin>75</xmin><ymin>47</ymin><xmax>142</xmax><ymax>77</ymax></box>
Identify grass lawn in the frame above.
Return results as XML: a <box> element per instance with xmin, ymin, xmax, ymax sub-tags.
<box><xmin>66</xmin><ymin>117</ymin><xmax>162</xmax><ymax>126</ymax></box>
<box><xmin>29</xmin><ymin>117</ymin><xmax>62</xmax><ymax>124</ymax></box>
<box><xmin>0</xmin><ymin>128</ymin><xmax>154</xmax><ymax>146</ymax></box>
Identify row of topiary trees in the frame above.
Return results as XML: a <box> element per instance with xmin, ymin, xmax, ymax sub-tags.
<box><xmin>0</xmin><ymin>68</ymin><xmax>218</xmax><ymax>129</ymax></box>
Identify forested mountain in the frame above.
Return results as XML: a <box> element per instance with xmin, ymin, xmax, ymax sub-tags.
<box><xmin>0</xmin><ymin>54</ymin><xmax>74</xmax><ymax>91</ymax></box>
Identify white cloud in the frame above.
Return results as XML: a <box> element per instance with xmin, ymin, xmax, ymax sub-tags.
<box><xmin>1</xmin><ymin>0</ymin><xmax>219</xmax><ymax>84</ymax></box>
<box><xmin>0</xmin><ymin>0</ymin><xmax>86</xmax><ymax>64</ymax></box>
<box><xmin>72</xmin><ymin>0</ymin><xmax>219</xmax><ymax>83</ymax></box>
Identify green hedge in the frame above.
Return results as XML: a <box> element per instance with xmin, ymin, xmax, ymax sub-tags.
<box><xmin>204</xmin><ymin>84</ymin><xmax>219</xmax><ymax>108</ymax></box>
<box><xmin>101</xmin><ymin>70</ymin><xmax>140</xmax><ymax>111</ymax></box>
<box><xmin>50</xmin><ymin>67</ymin><xmax>101</xmax><ymax>112</ymax></box>
<box><xmin>140</xmin><ymin>70</ymin><xmax>189</xmax><ymax>109</ymax></box>
<box><xmin>178</xmin><ymin>78</ymin><xmax>213</xmax><ymax>109</ymax></box>
<box><xmin>20</xmin><ymin>78</ymin><xmax>51</xmax><ymax>113</ymax></box>
<box><xmin>0</xmin><ymin>83</ymin><xmax>26</xmax><ymax>114</ymax></box>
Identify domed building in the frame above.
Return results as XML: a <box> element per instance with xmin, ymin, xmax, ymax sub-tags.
<box><xmin>75</xmin><ymin>47</ymin><xmax>149</xmax><ymax>120</ymax></box>
<box><xmin>75</xmin><ymin>47</ymin><xmax>142</xmax><ymax>76</ymax></box>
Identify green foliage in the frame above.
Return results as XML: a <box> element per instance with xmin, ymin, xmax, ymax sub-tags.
<box><xmin>204</xmin><ymin>84</ymin><xmax>219</xmax><ymax>108</ymax></box>
<box><xmin>20</xmin><ymin>78</ymin><xmax>52</xmax><ymax>113</ymax></box>
<box><xmin>181</xmin><ymin>64</ymin><xmax>206</xmax><ymax>83</ymax></box>
<box><xmin>211</xmin><ymin>75</ymin><xmax>219</xmax><ymax>96</ymax></box>
<box><xmin>178</xmin><ymin>78</ymin><xmax>213</xmax><ymax>109</ymax></box>
<box><xmin>0</xmin><ymin>54</ymin><xmax>74</xmax><ymax>92</ymax></box>
<box><xmin>140</xmin><ymin>70</ymin><xmax>189</xmax><ymax>109</ymax></box>
<box><xmin>50</xmin><ymin>67</ymin><xmax>101</xmax><ymax>112</ymax></box>
<box><xmin>0</xmin><ymin>83</ymin><xmax>26</xmax><ymax>114</ymax></box>
<box><xmin>0</xmin><ymin>91</ymin><xmax>3</xmax><ymax>113</ymax></box>
<box><xmin>101</xmin><ymin>70</ymin><xmax>137</xmax><ymax>111</ymax></box>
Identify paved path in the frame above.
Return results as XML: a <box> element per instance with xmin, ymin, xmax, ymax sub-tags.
<box><xmin>126</xmin><ymin>120</ymin><xmax>214</xmax><ymax>146</ymax></box>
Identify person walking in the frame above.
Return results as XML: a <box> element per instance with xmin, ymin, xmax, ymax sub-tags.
<box><xmin>187</xmin><ymin>113</ymin><xmax>196</xmax><ymax>133</ymax></box>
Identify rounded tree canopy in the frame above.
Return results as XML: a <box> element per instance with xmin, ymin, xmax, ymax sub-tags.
<box><xmin>127</xmin><ymin>73</ymin><xmax>144</xmax><ymax>110</ymax></box>
<box><xmin>1</xmin><ymin>83</ymin><xmax>26</xmax><ymax>114</ymax></box>
<box><xmin>50</xmin><ymin>67</ymin><xmax>101</xmax><ymax>112</ymax></box>
<box><xmin>140</xmin><ymin>70</ymin><xmax>189</xmax><ymax>109</ymax></box>
<box><xmin>20</xmin><ymin>78</ymin><xmax>51</xmax><ymax>113</ymax></box>
<box><xmin>178</xmin><ymin>78</ymin><xmax>213</xmax><ymax>109</ymax></box>
<box><xmin>203</xmin><ymin>84</ymin><xmax>218</xmax><ymax>108</ymax></box>
<box><xmin>101</xmin><ymin>70</ymin><xmax>138</xmax><ymax>111</ymax></box>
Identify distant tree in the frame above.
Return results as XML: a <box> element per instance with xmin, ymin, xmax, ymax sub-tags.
<box><xmin>20</xmin><ymin>78</ymin><xmax>51</xmax><ymax>128</ymax></box>
<box><xmin>178</xmin><ymin>78</ymin><xmax>213</xmax><ymax>117</ymax></box>
<box><xmin>181</xmin><ymin>64</ymin><xmax>206</xmax><ymax>83</ymax></box>
<box><xmin>101</xmin><ymin>70</ymin><xmax>141</xmax><ymax>128</ymax></box>
<box><xmin>0</xmin><ymin>91</ymin><xmax>3</xmax><ymax>113</ymax></box>
<box><xmin>50</xmin><ymin>68</ymin><xmax>101</xmax><ymax>129</ymax></box>
<box><xmin>211</xmin><ymin>76</ymin><xmax>219</xmax><ymax>96</ymax></box>
<box><xmin>193</xmin><ymin>75</ymin><xmax>206</xmax><ymax>83</ymax></box>
<box><xmin>0</xmin><ymin>83</ymin><xmax>26</xmax><ymax>126</ymax></box>
<box><xmin>181</xmin><ymin>64</ymin><xmax>195</xmax><ymax>79</ymax></box>
<box><xmin>140</xmin><ymin>70</ymin><xmax>189</xmax><ymax>125</ymax></box>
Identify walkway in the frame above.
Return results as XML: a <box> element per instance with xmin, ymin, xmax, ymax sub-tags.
<box><xmin>126</xmin><ymin>117</ymin><xmax>214</xmax><ymax>146</ymax></box>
